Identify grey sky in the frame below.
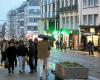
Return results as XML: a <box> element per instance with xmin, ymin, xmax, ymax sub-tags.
<box><xmin>0</xmin><ymin>0</ymin><xmax>26</xmax><ymax>24</ymax></box>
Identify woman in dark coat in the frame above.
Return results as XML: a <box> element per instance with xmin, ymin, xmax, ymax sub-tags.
<box><xmin>6</xmin><ymin>41</ymin><xmax>17</xmax><ymax>75</ymax></box>
<box><xmin>34</xmin><ymin>38</ymin><xmax>38</xmax><ymax>71</ymax></box>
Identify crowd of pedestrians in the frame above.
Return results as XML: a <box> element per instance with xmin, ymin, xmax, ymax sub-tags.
<box><xmin>0</xmin><ymin>38</ymin><xmax>51</xmax><ymax>80</ymax></box>
<box><xmin>55</xmin><ymin>40</ymin><xmax>95</xmax><ymax>56</ymax></box>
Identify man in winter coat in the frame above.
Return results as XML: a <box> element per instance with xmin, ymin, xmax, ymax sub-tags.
<box><xmin>28</xmin><ymin>39</ymin><xmax>36</xmax><ymax>73</ymax></box>
<box><xmin>6</xmin><ymin>41</ymin><xmax>17</xmax><ymax>75</ymax></box>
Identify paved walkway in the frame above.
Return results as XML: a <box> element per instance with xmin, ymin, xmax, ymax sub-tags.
<box><xmin>0</xmin><ymin>49</ymin><xmax>100</xmax><ymax>80</ymax></box>
<box><xmin>48</xmin><ymin>48</ymin><xmax>100</xmax><ymax>80</ymax></box>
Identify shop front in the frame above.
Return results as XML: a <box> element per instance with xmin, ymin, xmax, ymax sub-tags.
<box><xmin>69</xmin><ymin>30</ymin><xmax>79</xmax><ymax>50</ymax></box>
<box><xmin>80</xmin><ymin>25</ymin><xmax>100</xmax><ymax>51</ymax></box>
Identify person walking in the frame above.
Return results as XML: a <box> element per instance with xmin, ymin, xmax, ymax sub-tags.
<box><xmin>60</xmin><ymin>40</ymin><xmax>63</xmax><ymax>50</ymax></box>
<box><xmin>17</xmin><ymin>40</ymin><xmax>28</xmax><ymax>73</ymax></box>
<box><xmin>88</xmin><ymin>40</ymin><xmax>94</xmax><ymax>55</ymax></box>
<box><xmin>6</xmin><ymin>41</ymin><xmax>17</xmax><ymax>75</ymax></box>
<box><xmin>37</xmin><ymin>38</ymin><xmax>51</xmax><ymax>80</ymax></box>
<box><xmin>0</xmin><ymin>39</ymin><xmax>7</xmax><ymax>66</ymax></box>
<box><xmin>34</xmin><ymin>38</ymin><xmax>38</xmax><ymax>71</ymax></box>
<box><xmin>28</xmin><ymin>39</ymin><xmax>36</xmax><ymax>73</ymax></box>
<box><xmin>63</xmin><ymin>41</ymin><xmax>67</xmax><ymax>52</ymax></box>
<box><xmin>56</xmin><ymin>40</ymin><xmax>59</xmax><ymax>49</ymax></box>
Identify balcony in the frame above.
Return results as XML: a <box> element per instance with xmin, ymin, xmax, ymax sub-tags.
<box><xmin>60</xmin><ymin>5</ymin><xmax>78</xmax><ymax>12</ymax></box>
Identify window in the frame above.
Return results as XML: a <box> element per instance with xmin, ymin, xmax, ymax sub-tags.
<box><xmin>83</xmin><ymin>0</ymin><xmax>98</xmax><ymax>8</ymax></box>
<box><xmin>29</xmin><ymin>17</ymin><xmax>34</xmax><ymax>22</ymax></box>
<box><xmin>88</xmin><ymin>15</ymin><xmax>93</xmax><ymax>25</ymax></box>
<box><xmin>62</xmin><ymin>17</ymin><xmax>65</xmax><ymax>28</ymax></box>
<box><xmin>94</xmin><ymin>0</ymin><xmax>98</xmax><ymax>6</ymax></box>
<box><xmin>70</xmin><ymin>0</ymin><xmax>73</xmax><ymax>6</ymax></box>
<box><xmin>83</xmin><ymin>15</ymin><xmax>87</xmax><ymax>25</ymax></box>
<box><xmin>75</xmin><ymin>16</ymin><xmax>79</xmax><ymax>24</ymax></box>
<box><xmin>65</xmin><ymin>0</ymin><xmax>68</xmax><ymax>7</ymax></box>
<box><xmin>19</xmin><ymin>21</ymin><xmax>24</xmax><ymax>26</ymax></box>
<box><xmin>62</xmin><ymin>0</ymin><xmax>64</xmax><ymax>7</ymax></box>
<box><xmin>66</xmin><ymin>17</ymin><xmax>69</xmax><ymax>27</ymax></box>
<box><xmin>45</xmin><ymin>5</ymin><xmax>47</xmax><ymax>12</ymax></box>
<box><xmin>27</xmin><ymin>26</ymin><xmax>34</xmax><ymax>31</ymax></box>
<box><xmin>70</xmin><ymin>16</ymin><xmax>73</xmax><ymax>24</ymax></box>
<box><xmin>52</xmin><ymin>0</ymin><xmax>55</xmax><ymax>3</ymax></box>
<box><xmin>44</xmin><ymin>0</ymin><xmax>47</xmax><ymax>5</ymax></box>
<box><xmin>68</xmin><ymin>0</ymin><xmax>70</xmax><ymax>6</ymax></box>
<box><xmin>29</xmin><ymin>17</ymin><xmax>39</xmax><ymax>23</ymax></box>
<box><xmin>88</xmin><ymin>0</ymin><xmax>94</xmax><ymax>6</ymax></box>
<box><xmin>94</xmin><ymin>14</ymin><xmax>98</xmax><ymax>25</ymax></box>
<box><xmin>34</xmin><ymin>26</ymin><xmax>38</xmax><ymax>30</ymax></box>
<box><xmin>29</xmin><ymin>0</ymin><xmax>40</xmax><ymax>6</ymax></box>
<box><xmin>83</xmin><ymin>0</ymin><xmax>87</xmax><ymax>7</ymax></box>
<box><xmin>29</xmin><ymin>9</ymin><xmax>40</xmax><ymax>15</ymax></box>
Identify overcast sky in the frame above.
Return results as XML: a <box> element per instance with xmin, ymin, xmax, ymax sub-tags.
<box><xmin>0</xmin><ymin>0</ymin><xmax>26</xmax><ymax>24</ymax></box>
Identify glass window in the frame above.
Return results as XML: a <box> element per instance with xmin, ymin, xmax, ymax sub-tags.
<box><xmin>88</xmin><ymin>0</ymin><xmax>94</xmax><ymax>6</ymax></box>
<box><xmin>19</xmin><ymin>21</ymin><xmax>24</xmax><ymax>26</ymax></box>
<box><xmin>70</xmin><ymin>16</ymin><xmax>73</xmax><ymax>23</ymax></box>
<box><xmin>94</xmin><ymin>0</ymin><xmax>98</xmax><ymax>6</ymax></box>
<box><xmin>83</xmin><ymin>0</ymin><xmax>87</xmax><ymax>7</ymax></box>
<box><xmin>94</xmin><ymin>14</ymin><xmax>98</xmax><ymax>25</ymax></box>
<box><xmin>75</xmin><ymin>16</ymin><xmax>79</xmax><ymax>24</ymax></box>
<box><xmin>65</xmin><ymin>0</ymin><xmax>68</xmax><ymax>7</ymax></box>
<box><xmin>88</xmin><ymin>15</ymin><xmax>93</xmax><ymax>25</ymax></box>
<box><xmin>70</xmin><ymin>0</ymin><xmax>73</xmax><ymax>6</ymax></box>
<box><xmin>34</xmin><ymin>26</ymin><xmax>38</xmax><ymax>30</ymax></box>
<box><xmin>29</xmin><ymin>0</ymin><xmax>40</xmax><ymax>6</ymax></box>
<box><xmin>62</xmin><ymin>0</ymin><xmax>64</xmax><ymax>7</ymax></box>
<box><xmin>67</xmin><ymin>0</ymin><xmax>70</xmax><ymax>6</ymax></box>
<box><xmin>27</xmin><ymin>26</ymin><xmax>34</xmax><ymax>31</ymax></box>
<box><xmin>29</xmin><ymin>17</ymin><xmax>34</xmax><ymax>22</ymax></box>
<box><xmin>29</xmin><ymin>9</ymin><xmax>40</xmax><ymax>15</ymax></box>
<box><xmin>66</xmin><ymin>17</ymin><xmax>69</xmax><ymax>26</ymax></box>
<box><xmin>83</xmin><ymin>15</ymin><xmax>87</xmax><ymax>25</ymax></box>
<box><xmin>44</xmin><ymin>0</ymin><xmax>47</xmax><ymax>5</ymax></box>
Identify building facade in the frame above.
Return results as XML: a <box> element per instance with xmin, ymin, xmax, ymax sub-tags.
<box><xmin>3</xmin><ymin>22</ymin><xmax>9</xmax><ymax>40</ymax></box>
<box><xmin>40</xmin><ymin>0</ymin><xmax>60</xmax><ymax>36</ymax></box>
<box><xmin>25</xmin><ymin>0</ymin><xmax>40</xmax><ymax>39</ymax></box>
<box><xmin>59</xmin><ymin>0</ymin><xmax>79</xmax><ymax>49</ymax></box>
<box><xmin>7</xmin><ymin>9</ymin><xmax>17</xmax><ymax>39</ymax></box>
<box><xmin>79</xmin><ymin>0</ymin><xmax>100</xmax><ymax>50</ymax></box>
<box><xmin>15</xmin><ymin>3</ymin><xmax>26</xmax><ymax>39</ymax></box>
<box><xmin>7</xmin><ymin>0</ymin><xmax>40</xmax><ymax>40</ymax></box>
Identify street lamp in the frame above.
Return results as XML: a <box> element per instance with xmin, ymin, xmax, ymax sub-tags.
<box><xmin>90</xmin><ymin>28</ymin><xmax>95</xmax><ymax>42</ymax></box>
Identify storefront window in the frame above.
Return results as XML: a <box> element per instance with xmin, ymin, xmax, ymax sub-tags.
<box><xmin>87</xmin><ymin>35</ymin><xmax>98</xmax><ymax>46</ymax></box>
